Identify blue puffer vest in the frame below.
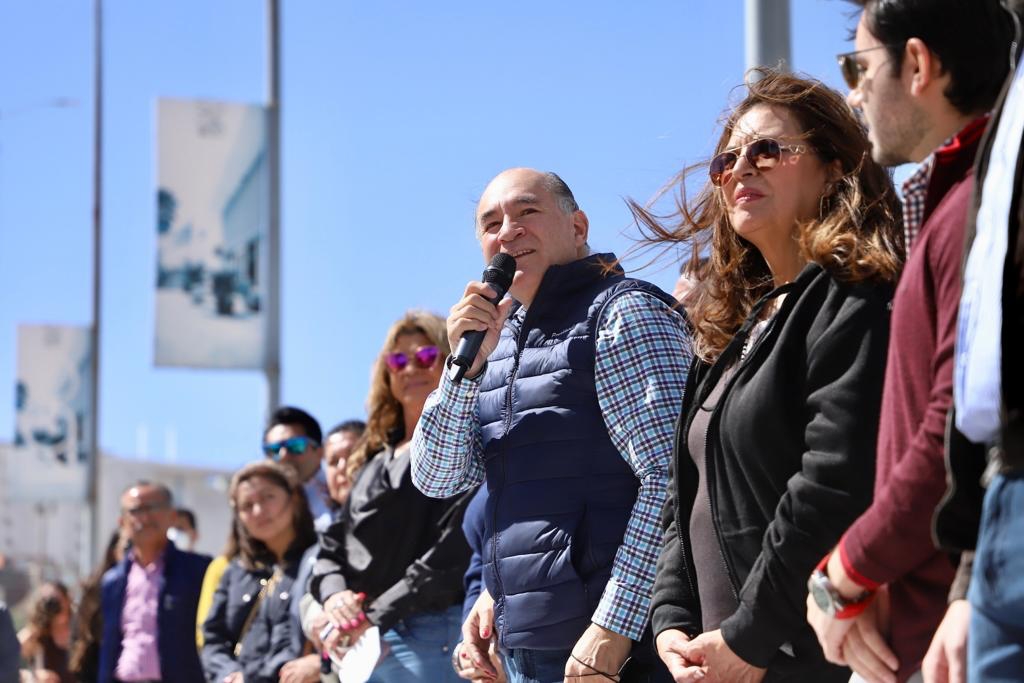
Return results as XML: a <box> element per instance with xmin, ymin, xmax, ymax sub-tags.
<box><xmin>477</xmin><ymin>252</ymin><xmax>676</xmax><ymax>650</ymax></box>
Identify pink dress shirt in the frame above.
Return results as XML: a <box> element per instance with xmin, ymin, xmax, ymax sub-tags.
<box><xmin>115</xmin><ymin>554</ymin><xmax>164</xmax><ymax>681</ymax></box>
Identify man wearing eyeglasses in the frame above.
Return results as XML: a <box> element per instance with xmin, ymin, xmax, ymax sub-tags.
<box><xmin>97</xmin><ymin>481</ymin><xmax>211</xmax><ymax>683</ymax></box>
<box><xmin>263</xmin><ymin>405</ymin><xmax>334</xmax><ymax>532</ymax></box>
<box><xmin>805</xmin><ymin>3</ymin><xmax>1016</xmax><ymax>683</ymax></box>
<box><xmin>411</xmin><ymin>168</ymin><xmax>692</xmax><ymax>683</ymax></box>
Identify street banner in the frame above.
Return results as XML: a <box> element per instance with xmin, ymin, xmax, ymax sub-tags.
<box><xmin>155</xmin><ymin>98</ymin><xmax>269</xmax><ymax>368</ymax></box>
<box><xmin>12</xmin><ymin>324</ymin><xmax>93</xmax><ymax>501</ymax></box>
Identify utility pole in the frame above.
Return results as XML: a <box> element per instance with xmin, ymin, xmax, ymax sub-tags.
<box><xmin>265</xmin><ymin>0</ymin><xmax>281</xmax><ymax>415</ymax></box>
<box><xmin>86</xmin><ymin>0</ymin><xmax>104</xmax><ymax>570</ymax></box>
<box><xmin>745</xmin><ymin>0</ymin><xmax>791</xmax><ymax>74</ymax></box>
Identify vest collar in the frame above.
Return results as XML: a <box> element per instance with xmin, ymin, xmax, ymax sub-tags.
<box><xmin>518</xmin><ymin>252</ymin><xmax>622</xmax><ymax>318</ymax></box>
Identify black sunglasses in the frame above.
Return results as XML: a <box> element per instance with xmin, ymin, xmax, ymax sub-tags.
<box><xmin>709</xmin><ymin>138</ymin><xmax>809</xmax><ymax>187</ymax></box>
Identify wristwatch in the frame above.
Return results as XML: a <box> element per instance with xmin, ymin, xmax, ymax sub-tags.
<box><xmin>807</xmin><ymin>555</ymin><xmax>874</xmax><ymax>620</ymax></box>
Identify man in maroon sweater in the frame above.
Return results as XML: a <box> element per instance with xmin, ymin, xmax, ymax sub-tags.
<box><xmin>805</xmin><ymin>2</ymin><xmax>1015</xmax><ymax>683</ymax></box>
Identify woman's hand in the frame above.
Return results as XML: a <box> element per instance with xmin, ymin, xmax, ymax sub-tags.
<box><xmin>307</xmin><ymin>610</ymin><xmax>330</xmax><ymax>650</ymax></box>
<box><xmin>323</xmin><ymin>590</ymin><xmax>366</xmax><ymax>631</ymax></box>
<box><xmin>656</xmin><ymin>629</ymin><xmax>706</xmax><ymax>682</ymax></box>
<box><xmin>458</xmin><ymin>590</ymin><xmax>498</xmax><ymax>679</ymax></box>
<box><xmin>278</xmin><ymin>654</ymin><xmax>321</xmax><ymax>683</ymax></box>
<box><xmin>453</xmin><ymin>639</ymin><xmax>507</xmax><ymax>682</ymax></box>
<box><xmin>680</xmin><ymin>630</ymin><xmax>765</xmax><ymax>683</ymax></box>
<box><xmin>322</xmin><ymin>590</ymin><xmax>369</xmax><ymax>653</ymax></box>
<box><xmin>222</xmin><ymin>672</ymin><xmax>244</xmax><ymax>683</ymax></box>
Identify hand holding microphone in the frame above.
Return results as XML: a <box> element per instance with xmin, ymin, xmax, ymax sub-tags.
<box><xmin>447</xmin><ymin>253</ymin><xmax>516</xmax><ymax>382</ymax></box>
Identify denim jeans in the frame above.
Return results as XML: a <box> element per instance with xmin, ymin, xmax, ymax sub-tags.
<box><xmin>504</xmin><ymin>648</ymin><xmax>573</xmax><ymax>683</ymax></box>
<box><xmin>367</xmin><ymin>604</ymin><xmax>464</xmax><ymax>683</ymax></box>
<box><xmin>968</xmin><ymin>473</ymin><xmax>1024</xmax><ymax>682</ymax></box>
<box><xmin>504</xmin><ymin>632</ymin><xmax>671</xmax><ymax>683</ymax></box>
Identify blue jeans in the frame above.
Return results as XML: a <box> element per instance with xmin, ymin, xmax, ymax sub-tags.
<box><xmin>367</xmin><ymin>604</ymin><xmax>464</xmax><ymax>683</ymax></box>
<box><xmin>968</xmin><ymin>473</ymin><xmax>1024</xmax><ymax>682</ymax></box>
<box><xmin>504</xmin><ymin>648</ymin><xmax>572</xmax><ymax>683</ymax></box>
<box><xmin>504</xmin><ymin>639</ymin><xmax>671</xmax><ymax>683</ymax></box>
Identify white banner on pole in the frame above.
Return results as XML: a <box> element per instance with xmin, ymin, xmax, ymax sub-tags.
<box><xmin>12</xmin><ymin>324</ymin><xmax>93</xmax><ymax>501</ymax></box>
<box><xmin>155</xmin><ymin>98</ymin><xmax>269</xmax><ymax>369</ymax></box>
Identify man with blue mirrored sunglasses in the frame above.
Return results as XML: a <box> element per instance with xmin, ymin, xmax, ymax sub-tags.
<box><xmin>262</xmin><ymin>406</ymin><xmax>333</xmax><ymax>533</ymax></box>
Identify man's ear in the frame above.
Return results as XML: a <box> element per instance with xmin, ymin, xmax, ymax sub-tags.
<box><xmin>904</xmin><ymin>38</ymin><xmax>943</xmax><ymax>98</ymax></box>
<box><xmin>573</xmin><ymin>210</ymin><xmax>590</xmax><ymax>248</ymax></box>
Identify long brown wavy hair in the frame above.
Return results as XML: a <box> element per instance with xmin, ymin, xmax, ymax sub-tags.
<box><xmin>228</xmin><ymin>460</ymin><xmax>316</xmax><ymax>571</ymax></box>
<box><xmin>346</xmin><ymin>310</ymin><xmax>450</xmax><ymax>479</ymax></box>
<box><xmin>630</xmin><ymin>68</ymin><xmax>903</xmax><ymax>362</ymax></box>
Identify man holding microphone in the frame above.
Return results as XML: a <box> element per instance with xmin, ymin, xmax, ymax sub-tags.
<box><xmin>411</xmin><ymin>167</ymin><xmax>691</xmax><ymax>683</ymax></box>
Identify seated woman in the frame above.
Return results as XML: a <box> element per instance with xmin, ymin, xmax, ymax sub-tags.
<box><xmin>311</xmin><ymin>310</ymin><xmax>475</xmax><ymax>682</ymax></box>
<box><xmin>640</xmin><ymin>69</ymin><xmax>904</xmax><ymax>682</ymax></box>
<box><xmin>201</xmin><ymin>461</ymin><xmax>318</xmax><ymax>683</ymax></box>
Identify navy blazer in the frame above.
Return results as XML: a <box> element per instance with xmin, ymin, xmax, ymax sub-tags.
<box><xmin>97</xmin><ymin>543</ymin><xmax>211</xmax><ymax>683</ymax></box>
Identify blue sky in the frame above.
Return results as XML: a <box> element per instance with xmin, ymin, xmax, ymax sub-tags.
<box><xmin>0</xmin><ymin>1</ymin><xmax>863</xmax><ymax>470</ymax></box>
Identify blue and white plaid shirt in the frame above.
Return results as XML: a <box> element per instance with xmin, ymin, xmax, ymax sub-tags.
<box><xmin>411</xmin><ymin>290</ymin><xmax>692</xmax><ymax>640</ymax></box>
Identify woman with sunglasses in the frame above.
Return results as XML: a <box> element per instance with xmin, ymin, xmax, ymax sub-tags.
<box><xmin>311</xmin><ymin>310</ymin><xmax>474</xmax><ymax>683</ymax></box>
<box><xmin>201</xmin><ymin>460</ymin><xmax>318</xmax><ymax>683</ymax></box>
<box><xmin>633</xmin><ymin>69</ymin><xmax>903</xmax><ymax>682</ymax></box>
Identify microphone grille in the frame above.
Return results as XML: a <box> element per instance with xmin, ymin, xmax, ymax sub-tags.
<box><xmin>485</xmin><ymin>252</ymin><xmax>520</xmax><ymax>284</ymax></box>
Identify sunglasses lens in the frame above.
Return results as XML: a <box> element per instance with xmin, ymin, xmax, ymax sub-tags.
<box><xmin>286</xmin><ymin>437</ymin><xmax>308</xmax><ymax>454</ymax></box>
<box><xmin>748</xmin><ymin>139</ymin><xmax>782</xmax><ymax>170</ymax></box>
<box><xmin>709</xmin><ymin>152</ymin><xmax>737</xmax><ymax>187</ymax></box>
<box><xmin>415</xmin><ymin>346</ymin><xmax>439</xmax><ymax>368</ymax></box>
<box><xmin>839</xmin><ymin>55</ymin><xmax>858</xmax><ymax>89</ymax></box>
<box><xmin>386</xmin><ymin>353</ymin><xmax>408</xmax><ymax>371</ymax></box>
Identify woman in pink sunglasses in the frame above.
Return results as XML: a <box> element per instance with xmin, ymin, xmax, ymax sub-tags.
<box><xmin>308</xmin><ymin>310</ymin><xmax>475</xmax><ymax>682</ymax></box>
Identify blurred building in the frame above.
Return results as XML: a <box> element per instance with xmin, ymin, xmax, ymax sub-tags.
<box><xmin>0</xmin><ymin>441</ymin><xmax>232</xmax><ymax>606</ymax></box>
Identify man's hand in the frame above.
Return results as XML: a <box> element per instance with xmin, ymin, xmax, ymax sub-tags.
<box><xmin>278</xmin><ymin>654</ymin><xmax>321</xmax><ymax>683</ymax></box>
<box><xmin>806</xmin><ymin>590</ymin><xmax>855</xmax><ymax>665</ymax></box>
<box><xmin>222</xmin><ymin>672</ymin><xmax>244</xmax><ymax>683</ymax></box>
<box><xmin>807</xmin><ymin>551</ymin><xmax>882</xmax><ymax>666</ymax></box>
<box><xmin>459</xmin><ymin>590</ymin><xmax>498</xmax><ymax>679</ymax></box>
<box><xmin>840</xmin><ymin>598</ymin><xmax>898</xmax><ymax>683</ymax></box>
<box><xmin>447</xmin><ymin>282</ymin><xmax>515</xmax><ymax>378</ymax></box>
<box><xmin>922</xmin><ymin>600</ymin><xmax>970</xmax><ymax>683</ymax></box>
<box><xmin>680</xmin><ymin>630</ymin><xmax>765</xmax><ymax>683</ymax></box>
<box><xmin>656</xmin><ymin>629</ymin><xmax>706</xmax><ymax>682</ymax></box>
<box><xmin>563</xmin><ymin>623</ymin><xmax>632</xmax><ymax>682</ymax></box>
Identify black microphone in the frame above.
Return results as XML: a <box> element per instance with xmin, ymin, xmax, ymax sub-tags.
<box><xmin>448</xmin><ymin>253</ymin><xmax>516</xmax><ymax>383</ymax></box>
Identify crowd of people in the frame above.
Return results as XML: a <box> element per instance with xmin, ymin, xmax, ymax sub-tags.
<box><xmin>2</xmin><ymin>0</ymin><xmax>1023</xmax><ymax>681</ymax></box>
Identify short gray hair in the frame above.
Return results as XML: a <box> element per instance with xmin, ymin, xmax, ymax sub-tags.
<box><xmin>541</xmin><ymin>172</ymin><xmax>580</xmax><ymax>214</ymax></box>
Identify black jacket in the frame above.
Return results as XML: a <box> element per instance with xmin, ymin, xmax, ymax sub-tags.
<box><xmin>651</xmin><ymin>263</ymin><xmax>892</xmax><ymax>681</ymax></box>
<box><xmin>200</xmin><ymin>546</ymin><xmax>314</xmax><ymax>683</ymax></box>
<box><xmin>311</xmin><ymin>445</ymin><xmax>474</xmax><ymax>632</ymax></box>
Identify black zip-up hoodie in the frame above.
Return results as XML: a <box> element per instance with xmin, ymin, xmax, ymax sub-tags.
<box><xmin>651</xmin><ymin>263</ymin><xmax>893</xmax><ymax>681</ymax></box>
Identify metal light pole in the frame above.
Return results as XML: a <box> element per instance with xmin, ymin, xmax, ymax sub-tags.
<box><xmin>86</xmin><ymin>0</ymin><xmax>103</xmax><ymax>570</ymax></box>
<box><xmin>745</xmin><ymin>0</ymin><xmax>791</xmax><ymax>74</ymax></box>
<box><xmin>265</xmin><ymin>0</ymin><xmax>281</xmax><ymax>415</ymax></box>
